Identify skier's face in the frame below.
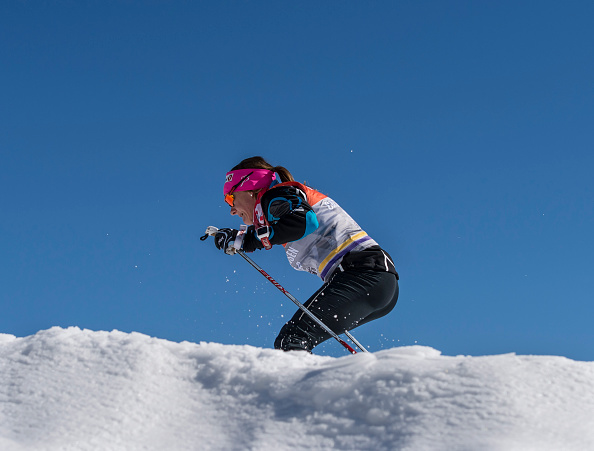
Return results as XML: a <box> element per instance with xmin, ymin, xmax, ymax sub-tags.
<box><xmin>230</xmin><ymin>191</ymin><xmax>256</xmax><ymax>225</ymax></box>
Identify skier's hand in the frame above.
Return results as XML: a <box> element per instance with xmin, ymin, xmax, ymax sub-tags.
<box><xmin>214</xmin><ymin>228</ymin><xmax>238</xmax><ymax>254</ymax></box>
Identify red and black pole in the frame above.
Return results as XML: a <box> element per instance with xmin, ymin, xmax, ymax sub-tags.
<box><xmin>202</xmin><ymin>226</ymin><xmax>368</xmax><ymax>354</ymax></box>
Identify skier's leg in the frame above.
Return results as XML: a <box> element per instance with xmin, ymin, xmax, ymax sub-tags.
<box><xmin>356</xmin><ymin>278</ymin><xmax>399</xmax><ymax>326</ymax></box>
<box><xmin>274</xmin><ymin>269</ymin><xmax>398</xmax><ymax>352</ymax></box>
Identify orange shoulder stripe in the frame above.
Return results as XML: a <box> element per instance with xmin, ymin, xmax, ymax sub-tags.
<box><xmin>274</xmin><ymin>181</ymin><xmax>327</xmax><ymax>206</ymax></box>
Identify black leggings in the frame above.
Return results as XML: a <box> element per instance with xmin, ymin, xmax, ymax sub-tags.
<box><xmin>274</xmin><ymin>268</ymin><xmax>399</xmax><ymax>352</ymax></box>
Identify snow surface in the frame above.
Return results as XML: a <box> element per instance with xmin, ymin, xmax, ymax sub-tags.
<box><xmin>1</xmin><ymin>327</ymin><xmax>593</xmax><ymax>451</ymax></box>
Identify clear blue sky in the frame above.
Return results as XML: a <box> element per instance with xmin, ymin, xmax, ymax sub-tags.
<box><xmin>2</xmin><ymin>1</ymin><xmax>593</xmax><ymax>359</ymax></box>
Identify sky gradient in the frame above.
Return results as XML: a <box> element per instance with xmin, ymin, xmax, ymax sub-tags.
<box><xmin>1</xmin><ymin>1</ymin><xmax>593</xmax><ymax>358</ymax></box>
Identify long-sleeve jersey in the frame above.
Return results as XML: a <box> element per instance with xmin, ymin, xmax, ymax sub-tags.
<box><xmin>241</xmin><ymin>184</ymin><xmax>398</xmax><ymax>282</ymax></box>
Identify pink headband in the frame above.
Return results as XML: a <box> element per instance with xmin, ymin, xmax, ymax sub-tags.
<box><xmin>223</xmin><ymin>169</ymin><xmax>277</xmax><ymax>195</ymax></box>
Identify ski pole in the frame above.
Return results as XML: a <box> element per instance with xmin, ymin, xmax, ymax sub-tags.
<box><xmin>201</xmin><ymin>226</ymin><xmax>368</xmax><ymax>354</ymax></box>
<box><xmin>236</xmin><ymin>250</ymin><xmax>366</xmax><ymax>354</ymax></box>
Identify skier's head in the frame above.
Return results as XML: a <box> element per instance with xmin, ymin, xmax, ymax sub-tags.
<box><xmin>223</xmin><ymin>157</ymin><xmax>294</xmax><ymax>225</ymax></box>
<box><xmin>228</xmin><ymin>156</ymin><xmax>295</xmax><ymax>184</ymax></box>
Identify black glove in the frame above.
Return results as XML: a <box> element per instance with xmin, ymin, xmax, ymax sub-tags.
<box><xmin>214</xmin><ymin>228</ymin><xmax>238</xmax><ymax>253</ymax></box>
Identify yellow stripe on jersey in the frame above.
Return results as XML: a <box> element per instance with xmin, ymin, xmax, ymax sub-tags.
<box><xmin>317</xmin><ymin>231</ymin><xmax>368</xmax><ymax>275</ymax></box>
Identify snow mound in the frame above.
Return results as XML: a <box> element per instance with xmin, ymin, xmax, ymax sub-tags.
<box><xmin>1</xmin><ymin>327</ymin><xmax>593</xmax><ymax>450</ymax></box>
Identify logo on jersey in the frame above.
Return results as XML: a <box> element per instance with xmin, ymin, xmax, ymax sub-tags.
<box><xmin>254</xmin><ymin>203</ymin><xmax>265</xmax><ymax>227</ymax></box>
<box><xmin>286</xmin><ymin>246</ymin><xmax>299</xmax><ymax>264</ymax></box>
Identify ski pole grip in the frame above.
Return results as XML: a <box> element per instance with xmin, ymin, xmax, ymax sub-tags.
<box><xmin>200</xmin><ymin>226</ymin><xmax>219</xmax><ymax>241</ymax></box>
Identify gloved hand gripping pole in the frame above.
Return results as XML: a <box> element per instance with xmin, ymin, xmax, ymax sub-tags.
<box><xmin>201</xmin><ymin>226</ymin><xmax>368</xmax><ymax>354</ymax></box>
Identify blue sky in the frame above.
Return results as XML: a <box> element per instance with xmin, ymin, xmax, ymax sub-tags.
<box><xmin>1</xmin><ymin>1</ymin><xmax>593</xmax><ymax>359</ymax></box>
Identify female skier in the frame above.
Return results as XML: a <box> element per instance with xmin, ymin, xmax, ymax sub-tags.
<box><xmin>213</xmin><ymin>156</ymin><xmax>399</xmax><ymax>352</ymax></box>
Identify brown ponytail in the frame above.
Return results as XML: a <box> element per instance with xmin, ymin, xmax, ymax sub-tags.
<box><xmin>231</xmin><ymin>156</ymin><xmax>295</xmax><ymax>183</ymax></box>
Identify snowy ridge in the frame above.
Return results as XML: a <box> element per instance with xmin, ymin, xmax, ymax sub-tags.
<box><xmin>1</xmin><ymin>327</ymin><xmax>593</xmax><ymax>451</ymax></box>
